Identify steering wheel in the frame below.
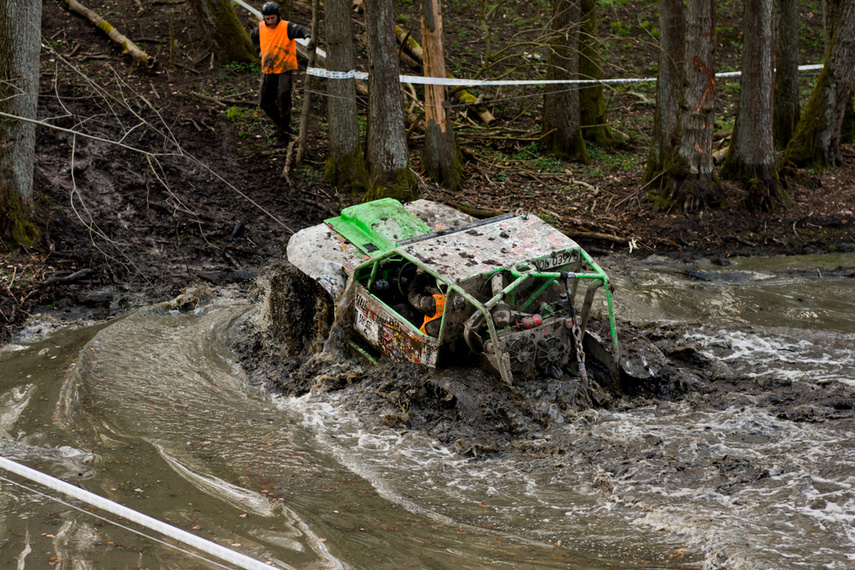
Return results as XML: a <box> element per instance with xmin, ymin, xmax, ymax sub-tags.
<box><xmin>397</xmin><ymin>262</ymin><xmax>418</xmax><ymax>297</ymax></box>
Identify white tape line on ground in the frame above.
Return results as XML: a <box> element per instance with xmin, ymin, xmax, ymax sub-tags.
<box><xmin>0</xmin><ymin>455</ymin><xmax>280</xmax><ymax>570</ymax></box>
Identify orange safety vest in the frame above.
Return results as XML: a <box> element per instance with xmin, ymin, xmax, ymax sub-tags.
<box><xmin>420</xmin><ymin>294</ymin><xmax>446</xmax><ymax>335</ymax></box>
<box><xmin>258</xmin><ymin>21</ymin><xmax>298</xmax><ymax>74</ymax></box>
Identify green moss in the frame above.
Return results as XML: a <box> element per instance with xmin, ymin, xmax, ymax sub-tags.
<box><xmin>324</xmin><ymin>151</ymin><xmax>369</xmax><ymax>191</ymax></box>
<box><xmin>0</xmin><ymin>184</ymin><xmax>39</xmax><ymax>250</ymax></box>
<box><xmin>363</xmin><ymin>168</ymin><xmax>418</xmax><ymax>202</ymax></box>
<box><xmin>646</xmin><ymin>192</ymin><xmax>673</xmax><ymax>211</ymax></box>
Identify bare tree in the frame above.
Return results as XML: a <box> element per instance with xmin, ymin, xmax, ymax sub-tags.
<box><xmin>784</xmin><ymin>0</ymin><xmax>855</xmax><ymax>168</ymax></box>
<box><xmin>186</xmin><ymin>0</ymin><xmax>257</xmax><ymax>64</ymax></box>
<box><xmin>0</xmin><ymin>0</ymin><xmax>41</xmax><ymax>247</ymax></box>
<box><xmin>656</xmin><ymin>0</ymin><xmax>720</xmax><ymax>212</ymax></box>
<box><xmin>324</xmin><ymin>0</ymin><xmax>368</xmax><ymax>189</ymax></box>
<box><xmin>721</xmin><ymin>0</ymin><xmax>782</xmax><ymax>209</ymax></box>
<box><xmin>364</xmin><ymin>0</ymin><xmax>417</xmax><ymax>200</ymax></box>
<box><xmin>773</xmin><ymin>0</ymin><xmax>800</xmax><ymax>148</ymax></box>
<box><xmin>421</xmin><ymin>0</ymin><xmax>463</xmax><ymax>190</ymax></box>
<box><xmin>541</xmin><ymin>0</ymin><xmax>588</xmax><ymax>162</ymax></box>
<box><xmin>642</xmin><ymin>0</ymin><xmax>685</xmax><ymax>182</ymax></box>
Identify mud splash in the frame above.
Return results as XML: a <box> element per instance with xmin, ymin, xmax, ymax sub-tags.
<box><xmin>235</xmin><ymin>254</ymin><xmax>855</xmax><ymax>568</ymax></box>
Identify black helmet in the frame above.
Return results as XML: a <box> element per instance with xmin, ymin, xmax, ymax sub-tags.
<box><xmin>261</xmin><ymin>2</ymin><xmax>279</xmax><ymax>16</ymax></box>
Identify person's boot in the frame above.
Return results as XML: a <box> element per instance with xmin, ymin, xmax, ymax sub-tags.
<box><xmin>269</xmin><ymin>130</ymin><xmax>289</xmax><ymax>148</ymax></box>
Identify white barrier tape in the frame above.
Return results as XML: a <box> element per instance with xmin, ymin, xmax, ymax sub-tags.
<box><xmin>306</xmin><ymin>63</ymin><xmax>827</xmax><ymax>86</ymax></box>
<box><xmin>0</xmin><ymin>455</ymin><xmax>279</xmax><ymax>570</ymax></box>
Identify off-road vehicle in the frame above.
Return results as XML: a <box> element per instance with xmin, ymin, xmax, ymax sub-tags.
<box><xmin>287</xmin><ymin>198</ymin><xmax>619</xmax><ymax>384</ymax></box>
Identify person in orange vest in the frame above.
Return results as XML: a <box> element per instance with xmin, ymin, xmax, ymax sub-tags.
<box><xmin>408</xmin><ymin>271</ymin><xmax>446</xmax><ymax>337</ymax></box>
<box><xmin>250</xmin><ymin>2</ymin><xmax>311</xmax><ymax>147</ymax></box>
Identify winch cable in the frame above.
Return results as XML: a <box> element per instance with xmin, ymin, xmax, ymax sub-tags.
<box><xmin>0</xmin><ymin>456</ymin><xmax>282</xmax><ymax>570</ymax></box>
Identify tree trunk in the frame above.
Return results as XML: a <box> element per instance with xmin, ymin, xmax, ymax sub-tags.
<box><xmin>784</xmin><ymin>0</ymin><xmax>855</xmax><ymax>168</ymax></box>
<box><xmin>324</xmin><ymin>0</ymin><xmax>368</xmax><ymax>189</ymax></box>
<box><xmin>773</xmin><ymin>0</ymin><xmax>800</xmax><ymax>149</ymax></box>
<box><xmin>657</xmin><ymin>0</ymin><xmax>720</xmax><ymax>212</ymax></box>
<box><xmin>187</xmin><ymin>0</ymin><xmax>257</xmax><ymax>65</ymax></box>
<box><xmin>823</xmin><ymin>0</ymin><xmax>843</xmax><ymax>52</ymax></box>
<box><xmin>364</xmin><ymin>0</ymin><xmax>416</xmax><ymax>200</ymax></box>
<box><xmin>420</xmin><ymin>0</ymin><xmax>463</xmax><ymax>190</ymax></box>
<box><xmin>579</xmin><ymin>0</ymin><xmax>617</xmax><ymax>146</ymax></box>
<box><xmin>824</xmin><ymin>0</ymin><xmax>855</xmax><ymax>143</ymax></box>
<box><xmin>721</xmin><ymin>0</ymin><xmax>781</xmax><ymax>210</ymax></box>
<box><xmin>642</xmin><ymin>0</ymin><xmax>685</xmax><ymax>182</ymax></box>
<box><xmin>0</xmin><ymin>0</ymin><xmax>41</xmax><ymax>247</ymax></box>
<box><xmin>541</xmin><ymin>0</ymin><xmax>588</xmax><ymax>162</ymax></box>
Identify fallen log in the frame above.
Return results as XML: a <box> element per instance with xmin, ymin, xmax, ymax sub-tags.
<box><xmin>64</xmin><ymin>0</ymin><xmax>153</xmax><ymax>68</ymax></box>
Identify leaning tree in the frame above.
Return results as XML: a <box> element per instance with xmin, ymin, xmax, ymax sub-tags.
<box><xmin>186</xmin><ymin>0</ymin><xmax>257</xmax><ymax>64</ymax></box>
<box><xmin>784</xmin><ymin>0</ymin><xmax>855</xmax><ymax>168</ymax></box>
<box><xmin>0</xmin><ymin>0</ymin><xmax>41</xmax><ymax>247</ymax></box>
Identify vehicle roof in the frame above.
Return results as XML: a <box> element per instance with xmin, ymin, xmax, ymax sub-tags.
<box><xmin>398</xmin><ymin>213</ymin><xmax>582</xmax><ymax>284</ymax></box>
<box><xmin>288</xmin><ymin>199</ymin><xmax>584</xmax><ymax>295</ymax></box>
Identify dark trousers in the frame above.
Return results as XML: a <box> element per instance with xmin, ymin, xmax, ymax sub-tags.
<box><xmin>259</xmin><ymin>71</ymin><xmax>293</xmax><ymax>135</ymax></box>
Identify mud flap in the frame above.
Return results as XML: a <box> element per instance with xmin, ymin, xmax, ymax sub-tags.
<box><xmin>583</xmin><ymin>329</ymin><xmax>620</xmax><ymax>384</ymax></box>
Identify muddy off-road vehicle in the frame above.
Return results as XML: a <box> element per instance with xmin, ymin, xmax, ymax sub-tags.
<box><xmin>287</xmin><ymin>199</ymin><xmax>620</xmax><ymax>384</ymax></box>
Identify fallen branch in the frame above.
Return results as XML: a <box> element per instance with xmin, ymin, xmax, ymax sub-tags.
<box><xmin>562</xmin><ymin>229</ymin><xmax>629</xmax><ymax>244</ymax></box>
<box><xmin>189</xmin><ymin>91</ymin><xmax>254</xmax><ymax>107</ymax></box>
<box><xmin>43</xmin><ymin>268</ymin><xmax>92</xmax><ymax>286</ymax></box>
<box><xmin>190</xmin><ymin>91</ymin><xmax>227</xmax><ymax>107</ymax></box>
<box><xmin>64</xmin><ymin>0</ymin><xmax>153</xmax><ymax>68</ymax></box>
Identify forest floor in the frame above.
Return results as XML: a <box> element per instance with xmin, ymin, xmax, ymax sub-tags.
<box><xmin>2</xmin><ymin>0</ymin><xmax>854</xmax><ymax>341</ymax></box>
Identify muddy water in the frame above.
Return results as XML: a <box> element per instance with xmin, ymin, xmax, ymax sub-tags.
<box><xmin>1</xmin><ymin>253</ymin><xmax>854</xmax><ymax>569</ymax></box>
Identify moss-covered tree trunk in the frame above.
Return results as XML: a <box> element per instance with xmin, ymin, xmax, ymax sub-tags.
<box><xmin>421</xmin><ymin>0</ymin><xmax>463</xmax><ymax>190</ymax></box>
<box><xmin>642</xmin><ymin>0</ymin><xmax>685</xmax><ymax>183</ymax></box>
<box><xmin>773</xmin><ymin>0</ymin><xmax>800</xmax><ymax>149</ymax></box>
<box><xmin>579</xmin><ymin>0</ymin><xmax>617</xmax><ymax>146</ymax></box>
<box><xmin>187</xmin><ymin>0</ymin><xmax>258</xmax><ymax>65</ymax></box>
<box><xmin>364</xmin><ymin>0</ymin><xmax>417</xmax><ymax>201</ymax></box>
<box><xmin>541</xmin><ymin>0</ymin><xmax>588</xmax><ymax>162</ymax></box>
<box><xmin>721</xmin><ymin>0</ymin><xmax>782</xmax><ymax>210</ymax></box>
<box><xmin>784</xmin><ymin>0</ymin><xmax>855</xmax><ymax>169</ymax></box>
<box><xmin>823</xmin><ymin>0</ymin><xmax>855</xmax><ymax>143</ymax></box>
<box><xmin>324</xmin><ymin>0</ymin><xmax>368</xmax><ymax>189</ymax></box>
<box><xmin>657</xmin><ymin>0</ymin><xmax>720</xmax><ymax>212</ymax></box>
<box><xmin>0</xmin><ymin>0</ymin><xmax>41</xmax><ymax>248</ymax></box>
